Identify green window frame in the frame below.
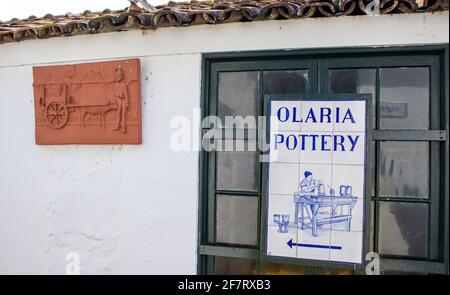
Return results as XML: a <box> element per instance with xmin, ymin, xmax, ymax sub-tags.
<box><xmin>198</xmin><ymin>45</ymin><xmax>449</xmax><ymax>275</ymax></box>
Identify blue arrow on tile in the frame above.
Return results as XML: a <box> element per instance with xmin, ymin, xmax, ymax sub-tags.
<box><xmin>287</xmin><ymin>238</ymin><xmax>342</xmax><ymax>250</ymax></box>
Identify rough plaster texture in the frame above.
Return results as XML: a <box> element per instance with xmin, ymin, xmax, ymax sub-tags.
<box><xmin>0</xmin><ymin>12</ymin><xmax>448</xmax><ymax>274</ymax></box>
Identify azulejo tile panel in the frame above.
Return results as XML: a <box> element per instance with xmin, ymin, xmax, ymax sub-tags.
<box><xmin>270</xmin><ymin>131</ymin><xmax>301</xmax><ymax>163</ymax></box>
<box><xmin>266</xmin><ymin>97</ymin><xmax>368</xmax><ymax>264</ymax></box>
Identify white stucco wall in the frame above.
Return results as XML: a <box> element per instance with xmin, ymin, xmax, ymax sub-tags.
<box><xmin>0</xmin><ymin>54</ymin><xmax>202</xmax><ymax>274</ymax></box>
<box><xmin>0</xmin><ymin>11</ymin><xmax>448</xmax><ymax>275</ymax></box>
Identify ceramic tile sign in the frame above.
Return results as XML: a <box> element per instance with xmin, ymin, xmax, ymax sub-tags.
<box><xmin>33</xmin><ymin>59</ymin><xmax>142</xmax><ymax>144</ymax></box>
<box><xmin>266</xmin><ymin>95</ymin><xmax>370</xmax><ymax>264</ymax></box>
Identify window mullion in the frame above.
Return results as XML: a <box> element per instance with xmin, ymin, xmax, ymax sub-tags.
<box><xmin>372</xmin><ymin>130</ymin><xmax>446</xmax><ymax>141</ymax></box>
<box><xmin>429</xmin><ymin>141</ymin><xmax>441</xmax><ymax>260</ymax></box>
<box><xmin>207</xmin><ymin>151</ymin><xmax>216</xmax><ymax>244</ymax></box>
<box><xmin>374</xmin><ymin>66</ymin><xmax>381</xmax><ymax>255</ymax></box>
<box><xmin>372</xmin><ymin>196</ymin><xmax>432</xmax><ymax>204</ymax></box>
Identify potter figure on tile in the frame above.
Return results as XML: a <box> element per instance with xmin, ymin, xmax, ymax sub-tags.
<box><xmin>298</xmin><ymin>171</ymin><xmax>323</xmax><ymax>195</ymax></box>
<box><xmin>113</xmin><ymin>66</ymin><xmax>130</xmax><ymax>133</ymax></box>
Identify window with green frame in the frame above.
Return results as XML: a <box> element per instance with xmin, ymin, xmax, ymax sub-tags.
<box><xmin>198</xmin><ymin>46</ymin><xmax>449</xmax><ymax>275</ymax></box>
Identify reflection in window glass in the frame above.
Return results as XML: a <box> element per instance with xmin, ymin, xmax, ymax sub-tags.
<box><xmin>379</xmin><ymin>141</ymin><xmax>429</xmax><ymax>199</ymax></box>
<box><xmin>328</xmin><ymin>69</ymin><xmax>376</xmax><ymax>127</ymax></box>
<box><xmin>378</xmin><ymin>202</ymin><xmax>429</xmax><ymax>259</ymax></box>
<box><xmin>216</xmin><ymin>151</ymin><xmax>259</xmax><ymax>192</ymax></box>
<box><xmin>216</xmin><ymin>195</ymin><xmax>259</xmax><ymax>246</ymax></box>
<box><xmin>218</xmin><ymin>71</ymin><xmax>260</xmax><ymax>126</ymax></box>
<box><xmin>211</xmin><ymin>139</ymin><xmax>258</xmax><ymax>153</ymax></box>
<box><xmin>263</xmin><ymin>70</ymin><xmax>309</xmax><ymax>94</ymax></box>
<box><xmin>215</xmin><ymin>257</ymin><xmax>257</xmax><ymax>275</ymax></box>
<box><xmin>261</xmin><ymin>262</ymin><xmax>305</xmax><ymax>275</ymax></box>
<box><xmin>380</xmin><ymin>67</ymin><xmax>429</xmax><ymax>130</ymax></box>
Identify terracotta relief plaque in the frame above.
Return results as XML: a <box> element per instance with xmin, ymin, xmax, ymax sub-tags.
<box><xmin>33</xmin><ymin>59</ymin><xmax>142</xmax><ymax>144</ymax></box>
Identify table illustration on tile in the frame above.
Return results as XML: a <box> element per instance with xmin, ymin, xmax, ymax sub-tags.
<box><xmin>295</xmin><ymin>170</ymin><xmax>358</xmax><ymax>237</ymax></box>
<box><xmin>33</xmin><ymin>59</ymin><xmax>142</xmax><ymax>144</ymax></box>
<box><xmin>269</xmin><ymin>171</ymin><xmax>357</xmax><ymax>237</ymax></box>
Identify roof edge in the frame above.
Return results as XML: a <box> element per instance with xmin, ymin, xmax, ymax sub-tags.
<box><xmin>0</xmin><ymin>0</ymin><xmax>448</xmax><ymax>45</ymax></box>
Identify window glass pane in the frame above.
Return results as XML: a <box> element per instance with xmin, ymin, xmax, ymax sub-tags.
<box><xmin>328</xmin><ymin>69</ymin><xmax>376</xmax><ymax>127</ymax></box>
<box><xmin>215</xmin><ymin>257</ymin><xmax>256</xmax><ymax>275</ymax></box>
<box><xmin>216</xmin><ymin>151</ymin><xmax>259</xmax><ymax>191</ymax></box>
<box><xmin>380</xmin><ymin>67</ymin><xmax>429</xmax><ymax>130</ymax></box>
<box><xmin>261</xmin><ymin>262</ymin><xmax>305</xmax><ymax>275</ymax></box>
<box><xmin>379</xmin><ymin>141</ymin><xmax>429</xmax><ymax>199</ymax></box>
<box><xmin>378</xmin><ymin>202</ymin><xmax>429</xmax><ymax>259</ymax></box>
<box><xmin>218</xmin><ymin>71</ymin><xmax>260</xmax><ymax>126</ymax></box>
<box><xmin>210</xmin><ymin>138</ymin><xmax>258</xmax><ymax>152</ymax></box>
<box><xmin>216</xmin><ymin>195</ymin><xmax>259</xmax><ymax>246</ymax></box>
<box><xmin>263</xmin><ymin>70</ymin><xmax>308</xmax><ymax>94</ymax></box>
